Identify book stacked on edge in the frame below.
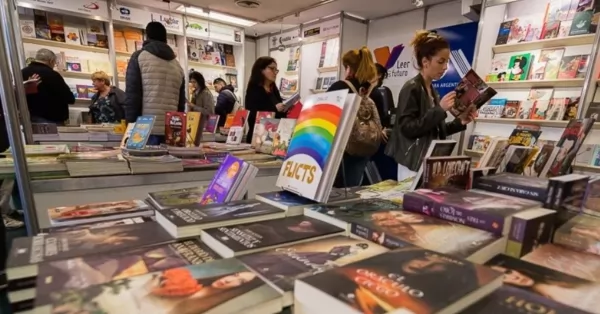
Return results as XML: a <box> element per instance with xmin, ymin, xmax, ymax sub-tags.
<box><xmin>199</xmin><ymin>154</ymin><xmax>258</xmax><ymax>204</ymax></box>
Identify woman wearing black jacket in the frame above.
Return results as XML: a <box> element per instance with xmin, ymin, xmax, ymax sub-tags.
<box><xmin>385</xmin><ymin>30</ymin><xmax>477</xmax><ymax>181</ymax></box>
<box><xmin>244</xmin><ymin>57</ymin><xmax>286</xmax><ymax>143</ymax></box>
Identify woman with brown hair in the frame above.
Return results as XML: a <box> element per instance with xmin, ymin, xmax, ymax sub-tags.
<box><xmin>327</xmin><ymin>46</ymin><xmax>384</xmax><ymax>188</ymax></box>
<box><xmin>385</xmin><ymin>30</ymin><xmax>477</xmax><ymax>182</ymax></box>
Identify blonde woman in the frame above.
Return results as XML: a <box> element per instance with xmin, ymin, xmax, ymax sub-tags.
<box><xmin>89</xmin><ymin>71</ymin><xmax>126</xmax><ymax>123</ymax></box>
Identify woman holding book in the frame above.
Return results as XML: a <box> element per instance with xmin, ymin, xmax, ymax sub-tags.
<box><xmin>385</xmin><ymin>30</ymin><xmax>478</xmax><ymax>181</ymax></box>
<box><xmin>244</xmin><ymin>57</ymin><xmax>287</xmax><ymax>143</ymax></box>
<box><xmin>188</xmin><ymin>71</ymin><xmax>215</xmax><ymax>137</ymax></box>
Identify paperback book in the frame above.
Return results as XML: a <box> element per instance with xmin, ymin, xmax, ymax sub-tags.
<box><xmin>200</xmin><ymin>216</ymin><xmax>344</xmax><ymax>257</ymax></box>
<box><xmin>47</xmin><ymin>200</ymin><xmax>153</xmax><ymax>227</ymax></box>
<box><xmin>451</xmin><ymin>69</ymin><xmax>498</xmax><ymax>118</ymax></box>
<box><xmin>295</xmin><ymin>247</ymin><xmax>502</xmax><ymax>314</ymax></box>
<box><xmin>522</xmin><ymin>243</ymin><xmax>600</xmax><ymax>282</ymax></box>
<box><xmin>154</xmin><ymin>200</ymin><xmax>286</xmax><ymax>238</ymax></box>
<box><xmin>125</xmin><ymin>115</ymin><xmax>155</xmax><ymax>150</ymax></box>
<box><xmin>276</xmin><ymin>90</ymin><xmax>360</xmax><ymax>202</ymax></box>
<box><xmin>147</xmin><ymin>187</ymin><xmax>207</xmax><ymax>210</ymax></box>
<box><xmin>200</xmin><ymin>154</ymin><xmax>247</xmax><ymax>204</ymax></box>
<box><xmin>239</xmin><ymin>236</ymin><xmax>388</xmax><ymax>306</ymax></box>
<box><xmin>34</xmin><ymin>259</ymin><xmax>281</xmax><ymax>314</ymax></box>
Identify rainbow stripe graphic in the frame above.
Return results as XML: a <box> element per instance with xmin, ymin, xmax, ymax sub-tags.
<box><xmin>286</xmin><ymin>103</ymin><xmax>342</xmax><ymax>169</ymax></box>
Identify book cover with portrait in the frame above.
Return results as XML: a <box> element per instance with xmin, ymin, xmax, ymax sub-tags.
<box><xmin>34</xmin><ymin>259</ymin><xmax>281</xmax><ymax>314</ymax></box>
<box><xmin>35</xmin><ymin>239</ymin><xmax>219</xmax><ymax>305</ymax></box>
<box><xmin>295</xmin><ymin>247</ymin><xmax>502</xmax><ymax>314</ymax></box>
<box><xmin>200</xmin><ymin>216</ymin><xmax>344</xmax><ymax>258</ymax></box>
<box><xmin>345</xmin><ymin>209</ymin><xmax>501</xmax><ymax>262</ymax></box>
<box><xmin>522</xmin><ymin>244</ymin><xmax>600</xmax><ymax>282</ymax></box>
<box><xmin>239</xmin><ymin>236</ymin><xmax>388</xmax><ymax>305</ymax></box>
<box><xmin>200</xmin><ymin>154</ymin><xmax>246</xmax><ymax>204</ymax></box>
<box><xmin>486</xmin><ymin>254</ymin><xmax>600</xmax><ymax>313</ymax></box>
<box><xmin>463</xmin><ymin>285</ymin><xmax>589</xmax><ymax>313</ymax></box>
<box><xmin>7</xmin><ymin>222</ymin><xmax>174</xmax><ymax>279</ymax></box>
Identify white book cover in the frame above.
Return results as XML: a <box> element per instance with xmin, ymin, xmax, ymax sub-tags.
<box><xmin>19</xmin><ymin>17</ymin><xmax>35</xmax><ymax>38</ymax></box>
<box><xmin>276</xmin><ymin>90</ymin><xmax>354</xmax><ymax>202</ymax></box>
<box><xmin>226</xmin><ymin>126</ymin><xmax>244</xmax><ymax>144</ymax></box>
<box><xmin>63</xmin><ymin>26</ymin><xmax>82</xmax><ymax>45</ymax></box>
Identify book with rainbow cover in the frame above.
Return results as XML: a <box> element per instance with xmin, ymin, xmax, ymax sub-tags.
<box><xmin>275</xmin><ymin>90</ymin><xmax>361</xmax><ymax>203</ymax></box>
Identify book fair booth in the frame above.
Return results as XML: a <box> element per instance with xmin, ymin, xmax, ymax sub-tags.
<box><xmin>3</xmin><ymin>0</ymin><xmax>600</xmax><ymax>313</ymax></box>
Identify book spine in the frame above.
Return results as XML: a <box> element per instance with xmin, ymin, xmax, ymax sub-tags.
<box><xmin>553</xmin><ymin>180</ymin><xmax>565</xmax><ymax>210</ymax></box>
<box><xmin>350</xmin><ymin>223</ymin><xmax>410</xmax><ymax>250</ymax></box>
<box><xmin>475</xmin><ymin>177</ymin><xmax>546</xmax><ymax>202</ymax></box>
<box><xmin>505</xmin><ymin>217</ymin><xmax>527</xmax><ymax>258</ymax></box>
<box><xmin>544</xmin><ymin>180</ymin><xmax>556</xmax><ymax>209</ymax></box>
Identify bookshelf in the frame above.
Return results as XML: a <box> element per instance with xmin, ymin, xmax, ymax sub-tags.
<box><xmin>22</xmin><ymin>37</ymin><xmax>109</xmax><ymax>53</ymax></box>
<box><xmin>269</xmin><ymin>31</ymin><xmax>301</xmax><ymax>99</ymax></box>
<box><xmin>463</xmin><ymin>0</ymin><xmax>597</xmax><ymax>159</ymax></box>
<box><xmin>188</xmin><ymin>60</ymin><xmax>237</xmax><ymax>71</ymax></box>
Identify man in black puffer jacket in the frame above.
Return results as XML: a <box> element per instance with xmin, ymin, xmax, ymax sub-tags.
<box><xmin>213</xmin><ymin>78</ymin><xmax>237</xmax><ymax>128</ymax></box>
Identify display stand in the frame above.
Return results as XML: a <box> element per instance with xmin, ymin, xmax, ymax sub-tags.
<box><xmin>463</xmin><ymin>0</ymin><xmax>600</xmax><ymax>167</ymax></box>
<box><xmin>268</xmin><ymin>27</ymin><xmax>302</xmax><ymax>99</ymax></box>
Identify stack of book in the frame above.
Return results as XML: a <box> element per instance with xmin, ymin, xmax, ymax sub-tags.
<box><xmin>57</xmin><ymin>150</ymin><xmax>129</xmax><ymax>177</ymax></box>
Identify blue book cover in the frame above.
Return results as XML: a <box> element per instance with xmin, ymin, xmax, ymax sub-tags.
<box><xmin>125</xmin><ymin>115</ymin><xmax>156</xmax><ymax>150</ymax></box>
<box><xmin>200</xmin><ymin>154</ymin><xmax>245</xmax><ymax>204</ymax></box>
<box><xmin>256</xmin><ymin>190</ymin><xmax>315</xmax><ymax>208</ymax></box>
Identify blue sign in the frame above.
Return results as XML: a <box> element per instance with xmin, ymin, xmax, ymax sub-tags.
<box><xmin>431</xmin><ymin>22</ymin><xmax>479</xmax><ymax>98</ymax></box>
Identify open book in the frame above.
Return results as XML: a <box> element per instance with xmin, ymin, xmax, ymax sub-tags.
<box><xmin>283</xmin><ymin>92</ymin><xmax>300</xmax><ymax>110</ymax></box>
<box><xmin>450</xmin><ymin>69</ymin><xmax>497</xmax><ymax>117</ymax></box>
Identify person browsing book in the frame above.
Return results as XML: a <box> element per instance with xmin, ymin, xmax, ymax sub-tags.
<box><xmin>213</xmin><ymin>78</ymin><xmax>237</xmax><ymax>127</ymax></box>
<box><xmin>244</xmin><ymin>57</ymin><xmax>286</xmax><ymax>143</ymax></box>
<box><xmin>188</xmin><ymin>71</ymin><xmax>215</xmax><ymax>133</ymax></box>
<box><xmin>88</xmin><ymin>71</ymin><xmax>125</xmax><ymax>123</ymax></box>
<box><xmin>327</xmin><ymin>47</ymin><xmax>383</xmax><ymax>188</ymax></box>
<box><xmin>385</xmin><ymin>30</ymin><xmax>477</xmax><ymax>181</ymax></box>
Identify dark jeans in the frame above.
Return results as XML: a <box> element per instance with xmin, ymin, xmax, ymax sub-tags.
<box><xmin>334</xmin><ymin>153</ymin><xmax>369</xmax><ymax>188</ymax></box>
<box><xmin>147</xmin><ymin>135</ymin><xmax>165</xmax><ymax>146</ymax></box>
<box><xmin>371</xmin><ymin>142</ymin><xmax>398</xmax><ymax>182</ymax></box>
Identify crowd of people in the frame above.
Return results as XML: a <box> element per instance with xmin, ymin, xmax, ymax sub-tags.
<box><xmin>0</xmin><ymin>22</ymin><xmax>479</xmax><ymax>292</ymax></box>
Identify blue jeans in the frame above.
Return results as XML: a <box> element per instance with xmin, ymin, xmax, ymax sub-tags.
<box><xmin>146</xmin><ymin>135</ymin><xmax>165</xmax><ymax>146</ymax></box>
<box><xmin>334</xmin><ymin>153</ymin><xmax>369</xmax><ymax>188</ymax></box>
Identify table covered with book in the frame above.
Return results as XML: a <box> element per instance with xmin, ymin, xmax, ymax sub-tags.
<box><xmin>5</xmin><ymin>88</ymin><xmax>600</xmax><ymax>314</ymax></box>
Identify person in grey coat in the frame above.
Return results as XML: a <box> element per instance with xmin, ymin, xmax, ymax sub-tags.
<box><xmin>188</xmin><ymin>71</ymin><xmax>215</xmax><ymax>143</ymax></box>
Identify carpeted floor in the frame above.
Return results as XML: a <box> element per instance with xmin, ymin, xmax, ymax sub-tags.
<box><xmin>1</xmin><ymin>226</ymin><xmax>26</xmax><ymax>314</ymax></box>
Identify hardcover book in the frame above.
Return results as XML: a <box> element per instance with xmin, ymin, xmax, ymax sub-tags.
<box><xmin>147</xmin><ymin>186</ymin><xmax>207</xmax><ymax>210</ymax></box>
<box><xmin>508</xmin><ymin>53</ymin><xmax>532</xmax><ymax>81</ymax></box>
<box><xmin>253</xmin><ymin>118</ymin><xmax>280</xmax><ymax>154</ymax></box>
<box><xmin>410</xmin><ymin>139</ymin><xmax>458</xmax><ymax>191</ymax></box>
<box><xmin>403</xmin><ymin>187</ymin><xmax>540</xmax><ymax>235</ymax></box>
<box><xmin>239</xmin><ymin>236</ymin><xmax>388</xmax><ymax>306</ymax></box>
<box><xmin>486</xmin><ymin>254</ymin><xmax>600</xmax><ymax>313</ymax></box>
<box><xmin>35</xmin><ymin>239</ymin><xmax>219</xmax><ymax>302</ymax></box>
<box><xmin>295</xmin><ymin>247</ymin><xmax>503</xmax><ymax>314</ymax></box>
<box><xmin>7</xmin><ymin>222</ymin><xmax>174</xmax><ymax>280</ymax></box>
<box><xmin>271</xmin><ymin>118</ymin><xmax>297</xmax><ymax>157</ymax></box>
<box><xmin>155</xmin><ymin>200</ymin><xmax>286</xmax><ymax>238</ymax></box>
<box><xmin>34</xmin><ymin>259</ymin><xmax>281</xmax><ymax>314</ymax></box>
<box><xmin>276</xmin><ymin>90</ymin><xmax>361</xmax><ymax>202</ymax></box>
<box><xmin>165</xmin><ymin>112</ymin><xmax>187</xmax><ymax>147</ymax></box>
<box><xmin>125</xmin><ymin>115</ymin><xmax>155</xmax><ymax>150</ymax></box>
<box><xmin>200</xmin><ymin>154</ymin><xmax>246</xmax><ymax>204</ymax></box>
<box><xmin>47</xmin><ymin>200</ymin><xmax>153</xmax><ymax>227</ymax></box>
<box><xmin>548</xmin><ymin>118</ymin><xmax>595</xmax><ymax>177</ymax></box>
<box><xmin>422</xmin><ymin>156</ymin><xmax>471</xmax><ymax>189</ymax></box>
<box><xmin>200</xmin><ymin>216</ymin><xmax>344</xmax><ymax>258</ymax></box>
<box><xmin>463</xmin><ymin>285</ymin><xmax>590</xmax><ymax>314</ymax></box>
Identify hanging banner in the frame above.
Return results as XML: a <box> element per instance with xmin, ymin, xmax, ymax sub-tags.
<box><xmin>19</xmin><ymin>0</ymin><xmax>110</xmax><ymax>19</ymax></box>
<box><xmin>270</xmin><ymin>28</ymin><xmax>300</xmax><ymax>49</ymax></box>
<box><xmin>112</xmin><ymin>5</ymin><xmax>184</xmax><ymax>34</ymax></box>
<box><xmin>303</xmin><ymin>18</ymin><xmax>340</xmax><ymax>39</ymax></box>
<box><xmin>431</xmin><ymin>22</ymin><xmax>479</xmax><ymax>97</ymax></box>
<box><xmin>186</xmin><ymin>17</ymin><xmax>242</xmax><ymax>44</ymax></box>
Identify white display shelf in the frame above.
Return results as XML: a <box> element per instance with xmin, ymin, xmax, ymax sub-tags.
<box><xmin>464</xmin><ymin>149</ymin><xmax>484</xmax><ymax>157</ymax></box>
<box><xmin>188</xmin><ymin>60</ymin><xmax>237</xmax><ymax>71</ymax></box>
<box><xmin>492</xmin><ymin>34</ymin><xmax>596</xmax><ymax>54</ymax></box>
<box><xmin>310</xmin><ymin>88</ymin><xmax>326</xmax><ymax>93</ymax></box>
<box><xmin>23</xmin><ymin>37</ymin><xmax>109</xmax><ymax>54</ymax></box>
<box><xmin>61</xmin><ymin>71</ymin><xmax>112</xmax><ymax>80</ymax></box>
<box><xmin>475</xmin><ymin>118</ymin><xmax>569</xmax><ymax>127</ymax></box>
<box><xmin>317</xmin><ymin>66</ymin><xmax>338</xmax><ymax>73</ymax></box>
<box><xmin>486</xmin><ymin>78</ymin><xmax>584</xmax><ymax>89</ymax></box>
<box><xmin>285</xmin><ymin>70</ymin><xmax>298</xmax><ymax>76</ymax></box>
<box><xmin>573</xmin><ymin>163</ymin><xmax>600</xmax><ymax>172</ymax></box>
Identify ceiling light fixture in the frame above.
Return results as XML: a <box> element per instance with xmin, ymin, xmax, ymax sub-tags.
<box><xmin>345</xmin><ymin>12</ymin><xmax>367</xmax><ymax>20</ymax></box>
<box><xmin>176</xmin><ymin>5</ymin><xmax>258</xmax><ymax>27</ymax></box>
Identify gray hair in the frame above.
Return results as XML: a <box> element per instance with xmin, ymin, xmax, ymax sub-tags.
<box><xmin>35</xmin><ymin>49</ymin><xmax>56</xmax><ymax>64</ymax></box>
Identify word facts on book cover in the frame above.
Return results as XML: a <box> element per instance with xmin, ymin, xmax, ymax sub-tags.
<box><xmin>276</xmin><ymin>90</ymin><xmax>349</xmax><ymax>202</ymax></box>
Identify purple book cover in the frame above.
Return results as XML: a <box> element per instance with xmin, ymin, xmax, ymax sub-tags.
<box><xmin>402</xmin><ymin>187</ymin><xmax>539</xmax><ymax>235</ymax></box>
<box><xmin>200</xmin><ymin>154</ymin><xmax>245</xmax><ymax>204</ymax></box>
<box><xmin>204</xmin><ymin>115</ymin><xmax>219</xmax><ymax>133</ymax></box>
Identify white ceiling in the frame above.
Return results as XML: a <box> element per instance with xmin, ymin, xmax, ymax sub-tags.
<box><xmin>148</xmin><ymin>0</ymin><xmax>454</xmax><ymax>36</ymax></box>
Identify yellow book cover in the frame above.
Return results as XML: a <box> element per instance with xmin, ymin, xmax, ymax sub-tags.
<box><xmin>186</xmin><ymin>112</ymin><xmax>201</xmax><ymax>147</ymax></box>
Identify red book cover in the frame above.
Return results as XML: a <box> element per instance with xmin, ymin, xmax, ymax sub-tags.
<box><xmin>231</xmin><ymin>109</ymin><xmax>249</xmax><ymax>128</ymax></box>
<box><xmin>255</xmin><ymin>111</ymin><xmax>275</xmax><ymax>123</ymax></box>
<box><xmin>286</xmin><ymin>102</ymin><xmax>303</xmax><ymax>119</ymax></box>
<box><xmin>165</xmin><ymin>112</ymin><xmax>187</xmax><ymax>147</ymax></box>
